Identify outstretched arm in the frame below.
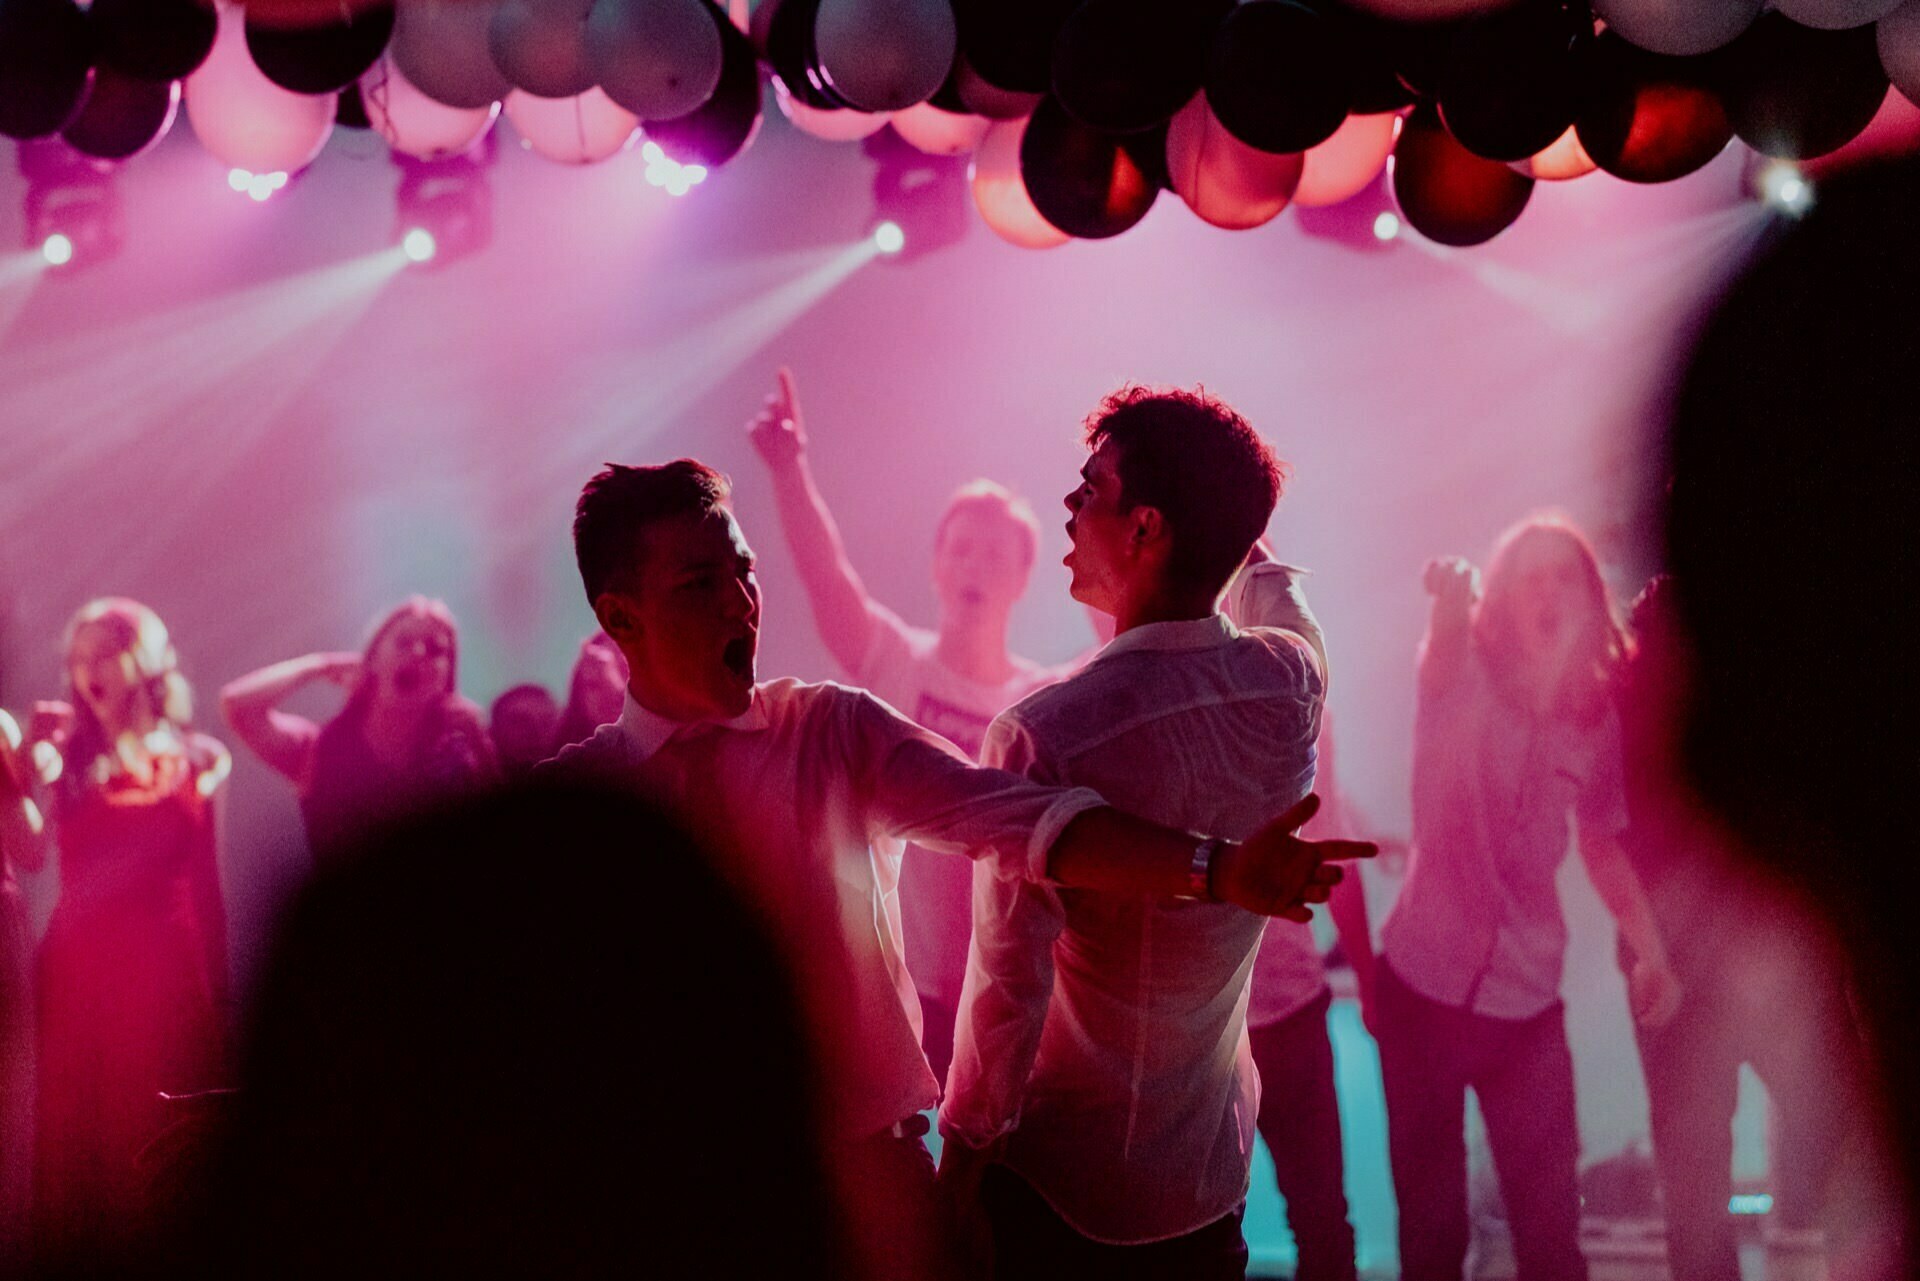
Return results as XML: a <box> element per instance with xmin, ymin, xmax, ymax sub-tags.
<box><xmin>747</xmin><ymin>367</ymin><xmax>878</xmax><ymax>675</ymax></box>
<box><xmin>219</xmin><ymin>652</ymin><xmax>358</xmax><ymax>789</ymax></box>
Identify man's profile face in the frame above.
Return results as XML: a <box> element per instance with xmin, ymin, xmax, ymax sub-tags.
<box><xmin>1061</xmin><ymin>442</ymin><xmax>1134</xmax><ymax>615</ymax></box>
<box><xmin>932</xmin><ymin>506</ymin><xmax>1032</xmax><ymax>622</ymax></box>
<box><xmin>605</xmin><ymin>509</ymin><xmax>760</xmax><ymax>722</ymax></box>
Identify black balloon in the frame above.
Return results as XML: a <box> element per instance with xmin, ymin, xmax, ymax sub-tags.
<box><xmin>61</xmin><ymin>64</ymin><xmax>174</xmax><ymax>159</ymax></box>
<box><xmin>336</xmin><ymin>81</ymin><xmax>373</xmax><ymax>129</ymax></box>
<box><xmin>1050</xmin><ymin>0</ymin><xmax>1232</xmax><ymax>134</ymax></box>
<box><xmin>1575</xmin><ymin>31</ymin><xmax>1729</xmax><ymax>183</ymax></box>
<box><xmin>247</xmin><ymin>2</ymin><xmax>395</xmax><ymax>95</ymax></box>
<box><xmin>0</xmin><ymin>0</ymin><xmax>93</xmax><ymax>141</ymax></box>
<box><xmin>646</xmin><ymin>1</ymin><xmax>761</xmax><ymax>166</ymax></box>
<box><xmin>758</xmin><ymin>0</ymin><xmax>836</xmax><ymax>109</ymax></box>
<box><xmin>952</xmin><ymin>0</ymin><xmax>1077</xmax><ymax>94</ymax></box>
<box><xmin>1437</xmin><ymin>0</ymin><xmax>1592</xmax><ymax>163</ymax></box>
<box><xmin>88</xmin><ymin>0</ymin><xmax>214</xmax><ymax>83</ymax></box>
<box><xmin>1205</xmin><ymin>0</ymin><xmax>1352</xmax><ymax>155</ymax></box>
<box><xmin>1392</xmin><ymin>103</ymin><xmax>1535</xmax><ymax>246</ymax></box>
<box><xmin>1018</xmin><ymin>92</ymin><xmax>1158</xmax><ymax>237</ymax></box>
<box><xmin>1715</xmin><ymin>12</ymin><xmax>1886</xmax><ymax>161</ymax></box>
<box><xmin>1118</xmin><ymin>119</ymin><xmax>1173</xmax><ymax>191</ymax></box>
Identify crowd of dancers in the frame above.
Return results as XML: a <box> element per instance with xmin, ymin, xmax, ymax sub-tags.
<box><xmin>0</xmin><ymin>168</ymin><xmax>1910</xmax><ymax>1281</ymax></box>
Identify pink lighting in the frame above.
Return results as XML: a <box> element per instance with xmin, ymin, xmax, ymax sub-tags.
<box><xmin>641</xmin><ymin>140</ymin><xmax>708</xmax><ymax>197</ymax></box>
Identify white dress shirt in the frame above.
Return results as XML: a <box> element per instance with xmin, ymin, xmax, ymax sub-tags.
<box><xmin>941</xmin><ymin>615</ymin><xmax>1324</xmax><ymax>1244</ymax></box>
<box><xmin>548</xmin><ymin>679</ymin><xmax>1105</xmax><ymax>1140</ymax></box>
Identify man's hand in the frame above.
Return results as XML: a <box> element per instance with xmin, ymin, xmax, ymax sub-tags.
<box><xmin>936</xmin><ymin>1136</ymin><xmax>996</xmax><ymax>1280</ymax></box>
<box><xmin>1628</xmin><ymin>958</ymin><xmax>1684</xmax><ymax>1029</ymax></box>
<box><xmin>747</xmin><ymin>366</ymin><xmax>808</xmax><ymax>471</ymax></box>
<box><xmin>1211</xmin><ymin>794</ymin><xmax>1377</xmax><ymax>920</ymax></box>
<box><xmin>1423</xmin><ymin>556</ymin><xmax>1480</xmax><ymax>609</ymax></box>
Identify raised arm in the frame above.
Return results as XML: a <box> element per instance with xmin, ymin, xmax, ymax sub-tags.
<box><xmin>218</xmin><ymin>652</ymin><xmax>359</xmax><ymax>789</ymax></box>
<box><xmin>747</xmin><ymin>367</ymin><xmax>878</xmax><ymax>675</ymax></box>
<box><xmin>0</xmin><ymin>708</ymin><xmax>49</xmax><ymax>875</ymax></box>
<box><xmin>1418</xmin><ymin>555</ymin><xmax>1479</xmax><ymax>693</ymax></box>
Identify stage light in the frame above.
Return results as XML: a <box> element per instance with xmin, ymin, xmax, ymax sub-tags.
<box><xmin>392</xmin><ymin>147</ymin><xmax>494</xmax><ymax>270</ymax></box>
<box><xmin>1730</xmin><ymin>1193</ymin><xmax>1775</xmax><ymax>1216</ymax></box>
<box><xmin>19</xmin><ymin>141</ymin><xmax>123</xmax><ymax>275</ymax></box>
<box><xmin>228</xmin><ymin>168</ymin><xmax>249</xmax><ymax>191</ymax></box>
<box><xmin>873</xmin><ymin>220</ymin><xmax>905</xmax><ymax>254</ymax></box>
<box><xmin>863</xmin><ymin>128</ymin><xmax>969</xmax><ymax>263</ymax></box>
<box><xmin>1373</xmin><ymin>212</ymin><xmax>1402</xmax><ymax>242</ymax></box>
<box><xmin>1755</xmin><ymin>160</ymin><xmax>1813</xmax><ymax>217</ymax></box>
<box><xmin>1294</xmin><ymin>169</ymin><xmax>1401</xmax><ymax>254</ymax></box>
<box><xmin>641</xmin><ymin>140</ymin><xmax>709</xmax><ymax>197</ymax></box>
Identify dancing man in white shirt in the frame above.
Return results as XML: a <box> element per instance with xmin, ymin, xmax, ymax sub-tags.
<box><xmin>547</xmin><ymin>458</ymin><xmax>1370</xmax><ymax>1280</ymax></box>
<box><xmin>939</xmin><ymin>387</ymin><xmax>1331</xmax><ymax>1280</ymax></box>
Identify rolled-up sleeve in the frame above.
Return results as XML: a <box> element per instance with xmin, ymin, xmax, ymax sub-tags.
<box><xmin>855</xmin><ymin>693</ymin><xmax>1105</xmax><ymax>886</ymax></box>
<box><xmin>939</xmin><ymin>711</ymin><xmax>1070</xmax><ymax>1150</ymax></box>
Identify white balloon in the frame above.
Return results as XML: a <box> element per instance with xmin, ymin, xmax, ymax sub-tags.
<box><xmin>362</xmin><ymin>55</ymin><xmax>498</xmax><ymax>160</ymax></box>
<box><xmin>392</xmin><ymin>0</ymin><xmax>512</xmax><ymax>110</ymax></box>
<box><xmin>504</xmin><ymin>86</ymin><xmax>638</xmax><ymax>162</ymax></box>
<box><xmin>969</xmin><ymin>116</ymin><xmax>1069</xmax><ymax>249</ymax></box>
<box><xmin>892</xmin><ymin>101</ymin><xmax>990</xmax><ymax>154</ymax></box>
<box><xmin>1592</xmin><ymin>0</ymin><xmax>1763</xmax><ymax>56</ymax></box>
<box><xmin>1777</xmin><ymin>0</ymin><xmax>1902</xmax><ymax>30</ymax></box>
<box><xmin>1513</xmin><ymin>125</ymin><xmax>1597</xmax><ymax>181</ymax></box>
<box><xmin>1294</xmin><ymin>111</ymin><xmax>1397</xmax><ymax>208</ymax></box>
<box><xmin>812</xmin><ymin>0</ymin><xmax>956</xmax><ymax>113</ymax></box>
<box><xmin>1881</xmin><ymin>0</ymin><xmax>1920</xmax><ymax>102</ymax></box>
<box><xmin>1165</xmin><ymin>93</ymin><xmax>1302</xmax><ymax>231</ymax></box>
<box><xmin>185</xmin><ymin>3</ymin><xmax>334</xmax><ymax>173</ymax></box>
<box><xmin>586</xmin><ymin>0</ymin><xmax>724</xmax><ymax>121</ymax></box>
<box><xmin>773</xmin><ymin>79</ymin><xmax>889</xmax><ymax>140</ymax></box>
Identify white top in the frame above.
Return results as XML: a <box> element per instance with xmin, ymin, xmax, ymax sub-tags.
<box><xmin>856</xmin><ymin>603</ymin><xmax>1072</xmax><ymax>1004</ymax></box>
<box><xmin>549</xmin><ymin>679</ymin><xmax>1105</xmax><ymax>1140</ymax></box>
<box><xmin>942</xmin><ymin>615</ymin><xmax>1324</xmax><ymax>1245</ymax></box>
<box><xmin>1221</xmin><ymin>561</ymin><xmax>1334</xmax><ymax>1029</ymax></box>
<box><xmin>1381</xmin><ymin>646</ymin><xmax>1629</xmax><ymax>1020</ymax></box>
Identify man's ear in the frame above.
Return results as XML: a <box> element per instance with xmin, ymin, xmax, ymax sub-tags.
<box><xmin>1129</xmin><ymin>506</ymin><xmax>1167</xmax><ymax>555</ymax></box>
<box><xmin>593</xmin><ymin>591</ymin><xmax>640</xmax><ymax>647</ymax></box>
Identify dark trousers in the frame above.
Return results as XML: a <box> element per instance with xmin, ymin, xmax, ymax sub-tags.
<box><xmin>1631</xmin><ymin>947</ymin><xmax>1868</xmax><ymax>1281</ymax></box>
<box><xmin>838</xmin><ymin>1127</ymin><xmax>961</xmax><ymax>1281</ymax></box>
<box><xmin>919</xmin><ymin>991</ymin><xmax>958</xmax><ymax>1091</ymax></box>
<box><xmin>1375</xmin><ymin>961</ymin><xmax>1588</xmax><ymax>1281</ymax></box>
<box><xmin>982</xmin><ymin>1165</ymin><xmax>1248</xmax><ymax>1281</ymax></box>
<box><xmin>1248</xmin><ymin>989</ymin><xmax>1359</xmax><ymax>1281</ymax></box>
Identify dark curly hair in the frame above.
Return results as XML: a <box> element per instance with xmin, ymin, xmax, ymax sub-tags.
<box><xmin>1082</xmin><ymin>385</ymin><xmax>1287</xmax><ymax>594</ymax></box>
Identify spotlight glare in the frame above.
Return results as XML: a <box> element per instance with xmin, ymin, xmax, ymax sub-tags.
<box><xmin>246</xmin><ymin>173</ymin><xmax>276</xmax><ymax>201</ymax></box>
<box><xmin>401</xmin><ymin>227</ymin><xmax>437</xmax><ymax>263</ymax></box>
<box><xmin>1759</xmin><ymin>162</ymin><xmax>1813</xmax><ymax>217</ymax></box>
<box><xmin>873</xmin><ymin>220</ymin><xmax>905</xmax><ymax>254</ymax></box>
<box><xmin>1372</xmin><ymin>212</ymin><xmax>1401</xmax><ymax>242</ymax></box>
<box><xmin>41</xmin><ymin>233</ymin><xmax>73</xmax><ymax>266</ymax></box>
<box><xmin>227</xmin><ymin>168</ymin><xmax>251</xmax><ymax>192</ymax></box>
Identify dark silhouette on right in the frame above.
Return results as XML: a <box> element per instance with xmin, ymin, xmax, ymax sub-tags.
<box><xmin>1660</xmin><ymin>158</ymin><xmax>1919</xmax><ymax>1279</ymax></box>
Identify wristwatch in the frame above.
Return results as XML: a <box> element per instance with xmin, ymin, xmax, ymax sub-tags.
<box><xmin>1186</xmin><ymin>837</ymin><xmax>1225</xmax><ymax>901</ymax></box>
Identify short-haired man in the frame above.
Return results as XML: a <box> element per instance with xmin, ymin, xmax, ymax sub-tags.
<box><xmin>749</xmin><ymin>369</ymin><xmax>1080</xmax><ymax>1085</ymax></box>
<box><xmin>939</xmin><ymin>388</ymin><xmax>1329</xmax><ymax>1280</ymax></box>
<box><xmin>549</xmin><ymin>458</ymin><xmax>1367</xmax><ymax>1279</ymax></box>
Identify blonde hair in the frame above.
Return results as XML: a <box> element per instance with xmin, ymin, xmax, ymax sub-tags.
<box><xmin>935</xmin><ymin>479</ymin><xmax>1041</xmax><ymax>569</ymax></box>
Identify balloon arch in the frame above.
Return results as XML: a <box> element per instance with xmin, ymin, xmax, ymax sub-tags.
<box><xmin>0</xmin><ymin>0</ymin><xmax>1916</xmax><ymax>250</ymax></box>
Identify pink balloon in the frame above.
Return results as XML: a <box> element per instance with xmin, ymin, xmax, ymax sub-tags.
<box><xmin>362</xmin><ymin>55</ymin><xmax>499</xmax><ymax>160</ymax></box>
<box><xmin>185</xmin><ymin>3</ymin><xmax>334</xmax><ymax>174</ymax></box>
<box><xmin>1294</xmin><ymin>112</ymin><xmax>1398</xmax><ymax>208</ymax></box>
<box><xmin>773</xmin><ymin>79</ymin><xmax>888</xmax><ymax>141</ymax></box>
<box><xmin>892</xmin><ymin>101</ymin><xmax>990</xmax><ymax>154</ymax></box>
<box><xmin>969</xmin><ymin>116</ymin><xmax>1069</xmax><ymax>249</ymax></box>
<box><xmin>1514</xmin><ymin>125</ymin><xmax>1597</xmax><ymax>180</ymax></box>
<box><xmin>503</xmin><ymin>86</ymin><xmax>638</xmax><ymax>163</ymax></box>
<box><xmin>1166</xmin><ymin>93</ymin><xmax>1303</xmax><ymax>231</ymax></box>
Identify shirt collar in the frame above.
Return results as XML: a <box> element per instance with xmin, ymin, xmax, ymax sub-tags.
<box><xmin>1096</xmin><ymin>612</ymin><xmax>1239</xmax><ymax>661</ymax></box>
<box><xmin>616</xmin><ymin>687</ymin><xmax>771</xmax><ymax>764</ymax></box>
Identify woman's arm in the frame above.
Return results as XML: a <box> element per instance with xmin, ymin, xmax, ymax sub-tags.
<box><xmin>1579</xmin><ymin>822</ymin><xmax>1682</xmax><ymax>1028</ymax></box>
<box><xmin>0</xmin><ymin>709</ymin><xmax>50</xmax><ymax>874</ymax></box>
<box><xmin>1417</xmin><ymin>556</ymin><xmax>1478</xmax><ymax>693</ymax></box>
<box><xmin>218</xmin><ymin>653</ymin><xmax>358</xmax><ymax>789</ymax></box>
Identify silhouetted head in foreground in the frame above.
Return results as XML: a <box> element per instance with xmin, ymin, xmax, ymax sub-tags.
<box><xmin>1663</xmin><ymin>157</ymin><xmax>1919</xmax><ymax>1266</ymax></box>
<box><xmin>209</xmin><ymin>780</ymin><xmax>842</xmax><ymax>1278</ymax></box>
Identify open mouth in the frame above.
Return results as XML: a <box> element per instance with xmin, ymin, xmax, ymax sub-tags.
<box><xmin>722</xmin><ymin>636</ymin><xmax>755</xmax><ymax>684</ymax></box>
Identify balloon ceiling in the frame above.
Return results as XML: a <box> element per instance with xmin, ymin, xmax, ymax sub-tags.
<box><xmin>1</xmin><ymin>0</ymin><xmax>1916</xmax><ymax>250</ymax></box>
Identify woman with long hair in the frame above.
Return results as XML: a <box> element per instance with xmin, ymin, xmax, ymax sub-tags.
<box><xmin>553</xmin><ymin>629</ymin><xmax>627</xmax><ymax>751</ymax></box>
<box><xmin>1374</xmin><ymin>516</ymin><xmax>1682</xmax><ymax>1281</ymax></box>
<box><xmin>27</xmin><ymin>598</ymin><xmax>232</xmax><ymax>1267</ymax></box>
<box><xmin>220</xmin><ymin>597</ymin><xmax>496</xmax><ymax>864</ymax></box>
